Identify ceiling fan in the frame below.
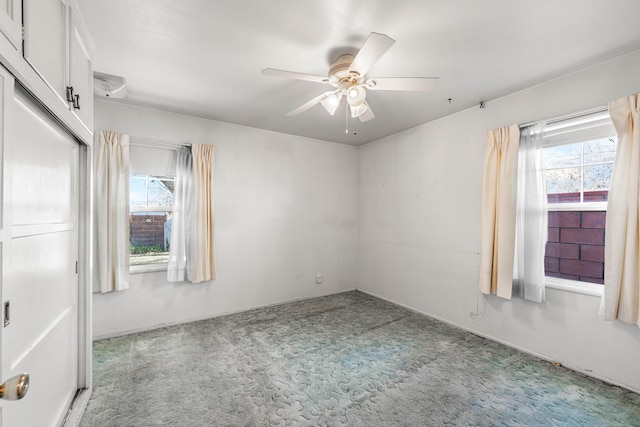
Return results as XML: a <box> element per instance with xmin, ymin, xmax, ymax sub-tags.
<box><xmin>262</xmin><ymin>32</ymin><xmax>439</xmax><ymax>123</ymax></box>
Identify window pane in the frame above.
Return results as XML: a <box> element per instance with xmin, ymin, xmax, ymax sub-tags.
<box><xmin>584</xmin><ymin>164</ymin><xmax>613</xmax><ymax>202</ymax></box>
<box><xmin>543</xmin><ymin>138</ymin><xmax>617</xmax><ymax>205</ymax></box>
<box><xmin>545</xmin><ymin>210</ymin><xmax>605</xmax><ymax>285</ymax></box>
<box><xmin>584</xmin><ymin>137</ymin><xmax>617</xmax><ymax>164</ymax></box>
<box><xmin>584</xmin><ymin>163</ymin><xmax>613</xmax><ymax>191</ymax></box>
<box><xmin>545</xmin><ymin>167</ymin><xmax>580</xmax><ymax>197</ymax></box>
<box><xmin>129</xmin><ymin>174</ymin><xmax>175</xmax><ymax>207</ymax></box>
<box><xmin>544</xmin><ymin>144</ymin><xmax>581</xmax><ymax>168</ymax></box>
<box><xmin>147</xmin><ymin>177</ymin><xmax>174</xmax><ymax>206</ymax></box>
<box><xmin>130</xmin><ymin>175</ymin><xmax>147</xmax><ymax>206</ymax></box>
<box><xmin>130</xmin><ymin>212</ymin><xmax>172</xmax><ymax>265</ymax></box>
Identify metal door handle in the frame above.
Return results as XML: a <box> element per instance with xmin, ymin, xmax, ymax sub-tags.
<box><xmin>66</xmin><ymin>86</ymin><xmax>75</xmax><ymax>103</ymax></box>
<box><xmin>0</xmin><ymin>373</ymin><xmax>29</xmax><ymax>400</ymax></box>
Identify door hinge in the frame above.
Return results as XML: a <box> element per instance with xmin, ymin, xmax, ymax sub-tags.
<box><xmin>75</xmin><ymin>261</ymin><xmax>78</xmax><ymax>274</ymax></box>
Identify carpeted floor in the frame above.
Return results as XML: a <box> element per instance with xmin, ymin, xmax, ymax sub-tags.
<box><xmin>80</xmin><ymin>291</ymin><xmax>640</xmax><ymax>426</ymax></box>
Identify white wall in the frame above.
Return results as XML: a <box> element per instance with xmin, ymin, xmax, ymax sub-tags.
<box><xmin>357</xmin><ymin>50</ymin><xmax>640</xmax><ymax>393</ymax></box>
<box><xmin>93</xmin><ymin>101</ymin><xmax>359</xmax><ymax>338</ymax></box>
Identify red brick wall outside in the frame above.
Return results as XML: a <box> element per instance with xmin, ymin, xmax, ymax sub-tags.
<box><xmin>545</xmin><ymin>210</ymin><xmax>605</xmax><ymax>284</ymax></box>
<box><xmin>547</xmin><ymin>190</ymin><xmax>608</xmax><ymax>203</ymax></box>
<box><xmin>130</xmin><ymin>214</ymin><xmax>167</xmax><ymax>247</ymax></box>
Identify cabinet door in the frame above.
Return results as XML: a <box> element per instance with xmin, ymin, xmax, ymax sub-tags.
<box><xmin>23</xmin><ymin>0</ymin><xmax>69</xmax><ymax>108</ymax></box>
<box><xmin>69</xmin><ymin>7</ymin><xmax>93</xmax><ymax>130</ymax></box>
<box><xmin>0</xmin><ymin>0</ymin><xmax>21</xmax><ymax>49</ymax></box>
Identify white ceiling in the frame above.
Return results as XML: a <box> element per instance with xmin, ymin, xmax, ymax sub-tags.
<box><xmin>76</xmin><ymin>0</ymin><xmax>640</xmax><ymax>145</ymax></box>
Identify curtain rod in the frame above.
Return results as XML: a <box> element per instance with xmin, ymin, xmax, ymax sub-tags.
<box><xmin>519</xmin><ymin>106</ymin><xmax>608</xmax><ymax>129</ymax></box>
<box><xmin>129</xmin><ymin>136</ymin><xmax>192</xmax><ymax>149</ymax></box>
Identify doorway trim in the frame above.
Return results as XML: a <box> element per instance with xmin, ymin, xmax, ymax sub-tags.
<box><xmin>62</xmin><ymin>140</ymin><xmax>92</xmax><ymax>427</ymax></box>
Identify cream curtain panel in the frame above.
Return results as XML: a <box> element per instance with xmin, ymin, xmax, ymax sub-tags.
<box><xmin>479</xmin><ymin>125</ymin><xmax>520</xmax><ymax>300</ymax></box>
<box><xmin>93</xmin><ymin>131</ymin><xmax>130</xmax><ymax>293</ymax></box>
<box><xmin>167</xmin><ymin>146</ymin><xmax>195</xmax><ymax>282</ymax></box>
<box><xmin>604</xmin><ymin>94</ymin><xmax>640</xmax><ymax>326</ymax></box>
<box><xmin>192</xmin><ymin>144</ymin><xmax>217</xmax><ymax>283</ymax></box>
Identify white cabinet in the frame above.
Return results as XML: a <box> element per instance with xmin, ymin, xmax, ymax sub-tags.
<box><xmin>23</xmin><ymin>0</ymin><xmax>94</xmax><ymax>131</ymax></box>
<box><xmin>69</xmin><ymin>6</ymin><xmax>93</xmax><ymax>128</ymax></box>
<box><xmin>0</xmin><ymin>0</ymin><xmax>21</xmax><ymax>49</ymax></box>
<box><xmin>23</xmin><ymin>0</ymin><xmax>67</xmax><ymax>107</ymax></box>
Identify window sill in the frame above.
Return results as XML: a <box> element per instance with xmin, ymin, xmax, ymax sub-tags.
<box><xmin>547</xmin><ymin>202</ymin><xmax>606</xmax><ymax>212</ymax></box>
<box><xmin>545</xmin><ymin>276</ymin><xmax>603</xmax><ymax>297</ymax></box>
<box><xmin>130</xmin><ymin>263</ymin><xmax>168</xmax><ymax>275</ymax></box>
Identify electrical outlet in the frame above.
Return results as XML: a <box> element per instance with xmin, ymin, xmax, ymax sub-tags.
<box><xmin>315</xmin><ymin>274</ymin><xmax>323</xmax><ymax>285</ymax></box>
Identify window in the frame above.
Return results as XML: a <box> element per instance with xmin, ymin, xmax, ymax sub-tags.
<box><xmin>544</xmin><ymin>138</ymin><xmax>616</xmax><ymax>204</ymax></box>
<box><xmin>129</xmin><ymin>174</ymin><xmax>174</xmax><ymax>266</ymax></box>
<box><xmin>542</xmin><ymin>111</ymin><xmax>617</xmax><ymax>286</ymax></box>
<box><xmin>128</xmin><ymin>142</ymin><xmax>178</xmax><ymax>270</ymax></box>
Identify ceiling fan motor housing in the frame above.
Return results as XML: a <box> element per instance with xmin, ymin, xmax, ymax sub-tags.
<box><xmin>329</xmin><ymin>54</ymin><xmax>361</xmax><ymax>91</ymax></box>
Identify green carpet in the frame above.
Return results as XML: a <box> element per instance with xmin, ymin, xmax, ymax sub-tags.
<box><xmin>81</xmin><ymin>291</ymin><xmax>640</xmax><ymax>426</ymax></box>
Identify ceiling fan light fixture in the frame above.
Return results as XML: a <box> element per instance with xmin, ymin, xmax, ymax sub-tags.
<box><xmin>350</xmin><ymin>102</ymin><xmax>369</xmax><ymax>118</ymax></box>
<box><xmin>320</xmin><ymin>92</ymin><xmax>343</xmax><ymax>115</ymax></box>
<box><xmin>346</xmin><ymin>85</ymin><xmax>366</xmax><ymax>107</ymax></box>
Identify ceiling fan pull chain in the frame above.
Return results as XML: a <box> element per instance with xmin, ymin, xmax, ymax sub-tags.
<box><xmin>345</xmin><ymin>103</ymin><xmax>349</xmax><ymax>134</ymax></box>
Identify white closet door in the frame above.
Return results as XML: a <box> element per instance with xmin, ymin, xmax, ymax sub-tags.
<box><xmin>0</xmin><ymin>81</ymin><xmax>79</xmax><ymax>426</ymax></box>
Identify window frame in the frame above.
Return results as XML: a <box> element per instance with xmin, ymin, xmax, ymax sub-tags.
<box><xmin>540</xmin><ymin>112</ymin><xmax>615</xmax><ymax>297</ymax></box>
<box><xmin>129</xmin><ymin>178</ymin><xmax>175</xmax><ymax>274</ymax></box>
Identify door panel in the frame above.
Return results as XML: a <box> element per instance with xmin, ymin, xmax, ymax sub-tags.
<box><xmin>1</xmin><ymin>84</ymin><xmax>79</xmax><ymax>426</ymax></box>
<box><xmin>5</xmin><ymin>233</ymin><xmax>76</xmax><ymax>370</ymax></box>
<box><xmin>0</xmin><ymin>0</ymin><xmax>22</xmax><ymax>49</ymax></box>
<box><xmin>23</xmin><ymin>0</ymin><xmax>68</xmax><ymax>108</ymax></box>
<box><xmin>69</xmin><ymin>7</ymin><xmax>93</xmax><ymax>130</ymax></box>
<box><xmin>10</xmin><ymin>101</ymin><xmax>77</xmax><ymax>224</ymax></box>
<box><xmin>5</xmin><ymin>307</ymin><xmax>76</xmax><ymax>426</ymax></box>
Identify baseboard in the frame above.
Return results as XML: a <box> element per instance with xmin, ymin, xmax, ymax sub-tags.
<box><xmin>357</xmin><ymin>288</ymin><xmax>640</xmax><ymax>395</ymax></box>
<box><xmin>93</xmin><ymin>288</ymin><xmax>358</xmax><ymax>341</ymax></box>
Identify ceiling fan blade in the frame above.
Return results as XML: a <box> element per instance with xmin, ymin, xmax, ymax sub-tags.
<box><xmin>262</xmin><ymin>68</ymin><xmax>328</xmax><ymax>84</ymax></box>
<box><xmin>358</xmin><ymin>101</ymin><xmax>375</xmax><ymax>122</ymax></box>
<box><xmin>349</xmin><ymin>32</ymin><xmax>395</xmax><ymax>76</ymax></box>
<box><xmin>367</xmin><ymin>77</ymin><xmax>439</xmax><ymax>92</ymax></box>
<box><xmin>286</xmin><ymin>91</ymin><xmax>336</xmax><ymax>116</ymax></box>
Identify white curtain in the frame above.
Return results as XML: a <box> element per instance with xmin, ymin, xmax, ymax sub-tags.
<box><xmin>93</xmin><ymin>131</ymin><xmax>130</xmax><ymax>293</ymax></box>
<box><xmin>514</xmin><ymin>124</ymin><xmax>548</xmax><ymax>302</ymax></box>
<box><xmin>604</xmin><ymin>94</ymin><xmax>640</xmax><ymax>326</ymax></box>
<box><xmin>192</xmin><ymin>144</ymin><xmax>217</xmax><ymax>283</ymax></box>
<box><xmin>479</xmin><ymin>125</ymin><xmax>520</xmax><ymax>300</ymax></box>
<box><xmin>167</xmin><ymin>146</ymin><xmax>195</xmax><ymax>282</ymax></box>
